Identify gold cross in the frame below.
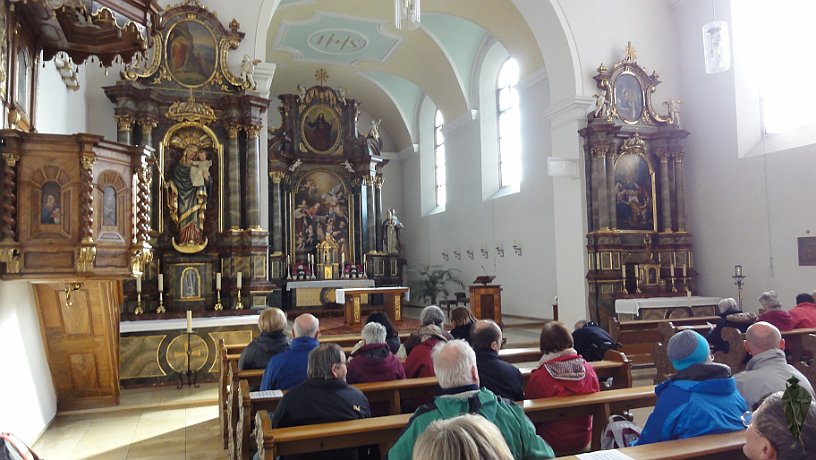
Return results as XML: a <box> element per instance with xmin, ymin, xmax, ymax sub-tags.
<box><xmin>315</xmin><ymin>68</ymin><xmax>329</xmax><ymax>86</ymax></box>
<box><xmin>624</xmin><ymin>41</ymin><xmax>638</xmax><ymax>62</ymax></box>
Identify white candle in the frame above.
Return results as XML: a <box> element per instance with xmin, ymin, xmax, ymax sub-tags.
<box><xmin>216</xmin><ymin>272</ymin><xmax>221</xmax><ymax>290</ymax></box>
<box><xmin>286</xmin><ymin>254</ymin><xmax>290</xmax><ymax>265</ymax></box>
<box><xmin>136</xmin><ymin>276</ymin><xmax>142</xmax><ymax>293</ymax></box>
<box><xmin>687</xmin><ymin>289</ymin><xmax>692</xmax><ymax>307</ymax></box>
<box><xmin>341</xmin><ymin>252</ymin><xmax>345</xmax><ymax>267</ymax></box>
<box><xmin>735</xmin><ymin>265</ymin><xmax>742</xmax><ymax>277</ymax></box>
<box><xmin>186</xmin><ymin>310</ymin><xmax>193</xmax><ymax>333</ymax></box>
<box><xmin>363</xmin><ymin>254</ymin><xmax>367</xmax><ymax>266</ymax></box>
<box><xmin>621</xmin><ymin>264</ymin><xmax>626</xmax><ymax>278</ymax></box>
<box><xmin>670</xmin><ymin>264</ymin><xmax>675</xmax><ymax>277</ymax></box>
<box><xmin>237</xmin><ymin>272</ymin><xmax>242</xmax><ymax>289</ymax></box>
<box><xmin>158</xmin><ymin>274</ymin><xmax>163</xmax><ymax>292</ymax></box>
<box><xmin>682</xmin><ymin>264</ymin><xmax>687</xmax><ymax>277</ymax></box>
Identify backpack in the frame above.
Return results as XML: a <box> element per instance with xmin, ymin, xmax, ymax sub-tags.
<box><xmin>0</xmin><ymin>432</ymin><xmax>40</xmax><ymax>460</ymax></box>
<box><xmin>600</xmin><ymin>414</ymin><xmax>642</xmax><ymax>449</ymax></box>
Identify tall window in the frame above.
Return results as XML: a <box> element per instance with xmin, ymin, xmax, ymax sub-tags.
<box><xmin>434</xmin><ymin>109</ymin><xmax>446</xmax><ymax>207</ymax></box>
<box><xmin>734</xmin><ymin>2</ymin><xmax>816</xmax><ymax>134</ymax></box>
<box><xmin>497</xmin><ymin>58</ymin><xmax>521</xmax><ymax>187</ymax></box>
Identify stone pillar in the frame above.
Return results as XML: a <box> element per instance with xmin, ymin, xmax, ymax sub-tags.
<box><xmin>605</xmin><ymin>149</ymin><xmax>617</xmax><ymax>229</ymax></box>
<box><xmin>269</xmin><ymin>171</ymin><xmax>285</xmax><ymax>252</ymax></box>
<box><xmin>674</xmin><ymin>152</ymin><xmax>687</xmax><ymax>231</ymax></box>
<box><xmin>365</xmin><ymin>176</ymin><xmax>376</xmax><ymax>253</ymax></box>
<box><xmin>659</xmin><ymin>152</ymin><xmax>673</xmax><ymax>232</ymax></box>
<box><xmin>139</xmin><ymin>118</ymin><xmax>157</xmax><ymax>148</ymax></box>
<box><xmin>115</xmin><ymin>115</ymin><xmax>134</xmax><ymax>145</ymax></box>
<box><xmin>374</xmin><ymin>176</ymin><xmax>384</xmax><ymax>251</ymax></box>
<box><xmin>591</xmin><ymin>146</ymin><xmax>609</xmax><ymax>230</ymax></box>
<box><xmin>245</xmin><ymin>124</ymin><xmax>261</xmax><ymax>229</ymax></box>
<box><xmin>227</xmin><ymin>124</ymin><xmax>241</xmax><ymax>230</ymax></box>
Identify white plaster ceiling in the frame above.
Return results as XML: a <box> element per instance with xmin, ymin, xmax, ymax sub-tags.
<box><xmin>265</xmin><ymin>0</ymin><xmax>543</xmax><ymax>153</ymax></box>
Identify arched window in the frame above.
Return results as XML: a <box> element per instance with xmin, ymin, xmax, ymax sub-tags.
<box><xmin>497</xmin><ymin>58</ymin><xmax>520</xmax><ymax>187</ymax></box>
<box><xmin>434</xmin><ymin>110</ymin><xmax>446</xmax><ymax>207</ymax></box>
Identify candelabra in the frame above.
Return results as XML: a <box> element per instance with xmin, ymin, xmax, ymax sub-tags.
<box><xmin>733</xmin><ymin>264</ymin><xmax>746</xmax><ymax>309</ymax></box>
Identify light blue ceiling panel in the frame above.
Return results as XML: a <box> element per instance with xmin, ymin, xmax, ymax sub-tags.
<box><xmin>273</xmin><ymin>12</ymin><xmax>402</xmax><ymax>66</ymax></box>
<box><xmin>361</xmin><ymin>71</ymin><xmax>423</xmax><ymax>140</ymax></box>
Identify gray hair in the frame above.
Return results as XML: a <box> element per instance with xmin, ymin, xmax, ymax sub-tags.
<box><xmin>420</xmin><ymin>305</ymin><xmax>446</xmax><ymax>327</ymax></box>
<box><xmin>362</xmin><ymin>321</ymin><xmax>387</xmax><ymax>344</ymax></box>
<box><xmin>293</xmin><ymin>313</ymin><xmax>319</xmax><ymax>338</ymax></box>
<box><xmin>412</xmin><ymin>414</ymin><xmax>514</xmax><ymax>460</ymax></box>
<box><xmin>753</xmin><ymin>391</ymin><xmax>816</xmax><ymax>458</ymax></box>
<box><xmin>432</xmin><ymin>339</ymin><xmax>477</xmax><ymax>388</ymax></box>
<box><xmin>307</xmin><ymin>343</ymin><xmax>344</xmax><ymax>380</ymax></box>
<box><xmin>759</xmin><ymin>291</ymin><xmax>782</xmax><ymax>310</ymax></box>
<box><xmin>718</xmin><ymin>297</ymin><xmax>739</xmax><ymax>314</ymax></box>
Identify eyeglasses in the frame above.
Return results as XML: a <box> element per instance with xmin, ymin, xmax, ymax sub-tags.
<box><xmin>741</xmin><ymin>410</ymin><xmax>754</xmax><ymax>428</ymax></box>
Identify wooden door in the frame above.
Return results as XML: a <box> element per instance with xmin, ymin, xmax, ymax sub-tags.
<box><xmin>34</xmin><ymin>280</ymin><xmax>121</xmax><ymax>410</ymax></box>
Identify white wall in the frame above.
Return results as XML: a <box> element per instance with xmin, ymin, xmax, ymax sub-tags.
<box><xmin>36</xmin><ymin>60</ymin><xmax>88</xmax><ymax>134</ymax></box>
<box><xmin>0</xmin><ymin>281</ymin><xmax>56</xmax><ymax>445</ymax></box>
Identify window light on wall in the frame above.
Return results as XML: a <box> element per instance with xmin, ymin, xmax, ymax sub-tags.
<box><xmin>497</xmin><ymin>58</ymin><xmax>521</xmax><ymax>187</ymax></box>
<box><xmin>434</xmin><ymin>110</ymin><xmax>446</xmax><ymax>207</ymax></box>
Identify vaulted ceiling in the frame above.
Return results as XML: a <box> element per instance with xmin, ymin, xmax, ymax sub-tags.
<box><xmin>264</xmin><ymin>0</ymin><xmax>543</xmax><ymax>153</ymax></box>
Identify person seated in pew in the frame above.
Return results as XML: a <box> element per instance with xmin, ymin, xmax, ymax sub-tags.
<box><xmin>348</xmin><ymin>311</ymin><xmax>406</xmax><ymax>361</ymax></box>
<box><xmin>743</xmin><ymin>379</ymin><xmax>816</xmax><ymax>460</ymax></box>
<box><xmin>572</xmin><ymin>319</ymin><xmax>619</xmax><ymax>362</ymax></box>
<box><xmin>388</xmin><ymin>340</ymin><xmax>554</xmax><ymax>460</ymax></box>
<box><xmin>412</xmin><ymin>414</ymin><xmax>514</xmax><ymax>460</ymax></box>
<box><xmin>525</xmin><ymin>321</ymin><xmax>599</xmax><ymax>454</ymax></box>
<box><xmin>788</xmin><ymin>292</ymin><xmax>816</xmax><ymax>329</ymax></box>
<box><xmin>260</xmin><ymin>313</ymin><xmax>320</xmax><ymax>391</ymax></box>
<box><xmin>735</xmin><ymin>322</ymin><xmax>814</xmax><ymax>409</ymax></box>
<box><xmin>238</xmin><ymin>307</ymin><xmax>290</xmax><ymax>371</ymax></box>
<box><xmin>270</xmin><ymin>343</ymin><xmax>371</xmax><ymax>460</ymax></box>
<box><xmin>708</xmin><ymin>297</ymin><xmax>757</xmax><ymax>354</ymax></box>
<box><xmin>470</xmin><ymin>320</ymin><xmax>524</xmax><ymax>401</ymax></box>
<box><xmin>638</xmin><ymin>330</ymin><xmax>747</xmax><ymax>445</ymax></box>
<box><xmin>757</xmin><ymin>291</ymin><xmax>793</xmax><ymax>332</ymax></box>
<box><xmin>449</xmin><ymin>306</ymin><xmax>477</xmax><ymax>342</ymax></box>
<box><xmin>347</xmin><ymin>322</ymin><xmax>405</xmax><ymax>385</ymax></box>
<box><xmin>403</xmin><ymin>305</ymin><xmax>452</xmax><ymax>378</ymax></box>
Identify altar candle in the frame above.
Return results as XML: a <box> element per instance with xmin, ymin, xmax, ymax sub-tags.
<box><xmin>363</xmin><ymin>254</ymin><xmax>367</xmax><ymax>266</ymax></box>
<box><xmin>670</xmin><ymin>264</ymin><xmax>675</xmax><ymax>277</ymax></box>
<box><xmin>341</xmin><ymin>252</ymin><xmax>345</xmax><ymax>267</ymax></box>
<box><xmin>621</xmin><ymin>264</ymin><xmax>626</xmax><ymax>278</ymax></box>
<box><xmin>687</xmin><ymin>289</ymin><xmax>692</xmax><ymax>307</ymax></box>
<box><xmin>735</xmin><ymin>264</ymin><xmax>742</xmax><ymax>277</ymax></box>
<box><xmin>237</xmin><ymin>272</ymin><xmax>242</xmax><ymax>289</ymax></box>
<box><xmin>186</xmin><ymin>310</ymin><xmax>193</xmax><ymax>333</ymax></box>
<box><xmin>216</xmin><ymin>272</ymin><xmax>222</xmax><ymax>290</ymax></box>
<box><xmin>136</xmin><ymin>276</ymin><xmax>142</xmax><ymax>293</ymax></box>
<box><xmin>286</xmin><ymin>254</ymin><xmax>290</xmax><ymax>265</ymax></box>
<box><xmin>682</xmin><ymin>264</ymin><xmax>687</xmax><ymax>277</ymax></box>
<box><xmin>158</xmin><ymin>274</ymin><xmax>163</xmax><ymax>292</ymax></box>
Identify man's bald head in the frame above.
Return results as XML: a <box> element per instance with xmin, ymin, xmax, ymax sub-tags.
<box><xmin>745</xmin><ymin>321</ymin><xmax>783</xmax><ymax>356</ymax></box>
<box><xmin>293</xmin><ymin>313</ymin><xmax>319</xmax><ymax>338</ymax></box>
<box><xmin>470</xmin><ymin>320</ymin><xmax>502</xmax><ymax>351</ymax></box>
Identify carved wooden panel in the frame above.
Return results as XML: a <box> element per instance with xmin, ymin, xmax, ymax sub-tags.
<box><xmin>34</xmin><ymin>281</ymin><xmax>121</xmax><ymax>410</ymax></box>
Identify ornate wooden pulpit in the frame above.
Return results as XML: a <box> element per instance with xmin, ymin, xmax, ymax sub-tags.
<box><xmin>470</xmin><ymin>276</ymin><xmax>502</xmax><ymax>327</ymax></box>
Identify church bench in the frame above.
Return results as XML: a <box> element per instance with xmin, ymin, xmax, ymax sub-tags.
<box><xmin>611</xmin><ymin>316</ymin><xmax>719</xmax><ymax>369</ymax></box>
<box><xmin>653</xmin><ymin>321</ymin><xmax>715</xmax><ymax>384</ymax></box>
<box><xmin>713</xmin><ymin>326</ymin><xmax>816</xmax><ymax>376</ymax></box>
<box><xmin>554</xmin><ymin>430</ymin><xmax>747</xmax><ymax>459</ymax></box>
<box><xmin>253</xmin><ymin>385</ymin><xmax>658</xmax><ymax>459</ymax></box>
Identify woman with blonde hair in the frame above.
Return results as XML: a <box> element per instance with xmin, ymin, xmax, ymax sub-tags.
<box><xmin>412</xmin><ymin>414</ymin><xmax>514</xmax><ymax>460</ymax></box>
<box><xmin>238</xmin><ymin>307</ymin><xmax>290</xmax><ymax>370</ymax></box>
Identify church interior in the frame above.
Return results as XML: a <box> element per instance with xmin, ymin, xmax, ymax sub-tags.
<box><xmin>1</xmin><ymin>0</ymin><xmax>814</xmax><ymax>457</ymax></box>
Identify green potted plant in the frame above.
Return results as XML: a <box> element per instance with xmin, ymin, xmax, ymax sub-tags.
<box><xmin>408</xmin><ymin>264</ymin><xmax>466</xmax><ymax>305</ymax></box>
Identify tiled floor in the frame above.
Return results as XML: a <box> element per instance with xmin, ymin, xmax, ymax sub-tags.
<box><xmin>31</xmin><ymin>312</ymin><xmax>655</xmax><ymax>459</ymax></box>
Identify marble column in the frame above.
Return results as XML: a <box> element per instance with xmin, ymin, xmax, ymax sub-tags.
<box><xmin>138</xmin><ymin>118</ymin><xmax>157</xmax><ymax>148</ymax></box>
<box><xmin>674</xmin><ymin>152</ymin><xmax>687</xmax><ymax>231</ymax></box>
<box><xmin>365</xmin><ymin>176</ymin><xmax>376</xmax><ymax>253</ymax></box>
<box><xmin>659</xmin><ymin>152</ymin><xmax>673</xmax><ymax>232</ymax></box>
<box><xmin>227</xmin><ymin>124</ymin><xmax>241</xmax><ymax>230</ymax></box>
<box><xmin>245</xmin><ymin>125</ymin><xmax>261</xmax><ymax>229</ymax></box>
<box><xmin>115</xmin><ymin>115</ymin><xmax>134</xmax><ymax>145</ymax></box>
<box><xmin>269</xmin><ymin>171</ymin><xmax>285</xmax><ymax>252</ymax></box>
<box><xmin>605</xmin><ymin>149</ymin><xmax>617</xmax><ymax>229</ymax></box>
<box><xmin>592</xmin><ymin>146</ymin><xmax>609</xmax><ymax>230</ymax></box>
<box><xmin>374</xmin><ymin>176</ymin><xmax>384</xmax><ymax>251</ymax></box>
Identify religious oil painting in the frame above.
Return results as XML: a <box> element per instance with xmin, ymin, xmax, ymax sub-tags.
<box><xmin>166</xmin><ymin>20</ymin><xmax>217</xmax><ymax>87</ymax></box>
<box><xmin>614</xmin><ymin>153</ymin><xmax>655</xmax><ymax>231</ymax></box>
<box><xmin>301</xmin><ymin>105</ymin><xmax>340</xmax><ymax>153</ymax></box>
<box><xmin>103</xmin><ymin>186</ymin><xmax>117</xmax><ymax>226</ymax></box>
<box><xmin>41</xmin><ymin>181</ymin><xmax>61</xmax><ymax>225</ymax></box>
<box><xmin>293</xmin><ymin>171</ymin><xmax>350</xmax><ymax>260</ymax></box>
<box><xmin>614</xmin><ymin>73</ymin><xmax>644</xmax><ymax>123</ymax></box>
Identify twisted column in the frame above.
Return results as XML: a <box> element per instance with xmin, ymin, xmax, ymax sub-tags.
<box><xmin>80</xmin><ymin>155</ymin><xmax>95</xmax><ymax>243</ymax></box>
<box><xmin>115</xmin><ymin>115</ymin><xmax>134</xmax><ymax>145</ymax></box>
<box><xmin>227</xmin><ymin>124</ymin><xmax>241</xmax><ymax>230</ymax></box>
<box><xmin>245</xmin><ymin>124</ymin><xmax>261</xmax><ymax>229</ymax></box>
<box><xmin>659</xmin><ymin>152</ymin><xmax>673</xmax><ymax>232</ymax></box>
<box><xmin>136</xmin><ymin>164</ymin><xmax>152</xmax><ymax>244</ymax></box>
<box><xmin>1</xmin><ymin>153</ymin><xmax>19</xmax><ymax>242</ymax></box>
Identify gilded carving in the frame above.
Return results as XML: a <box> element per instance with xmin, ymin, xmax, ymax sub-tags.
<box><xmin>115</xmin><ymin>115</ymin><xmax>134</xmax><ymax>131</ymax></box>
<box><xmin>166</xmin><ymin>95</ymin><xmax>216</xmax><ymax>124</ymax></box>
<box><xmin>1</xmin><ymin>152</ymin><xmax>19</xmax><ymax>168</ymax></box>
<box><xmin>244</xmin><ymin>124</ymin><xmax>261</xmax><ymax>139</ymax></box>
<box><xmin>130</xmin><ymin>246</ymin><xmax>153</xmax><ymax>277</ymax></box>
<box><xmin>373</xmin><ymin>176</ymin><xmax>384</xmax><ymax>188</ymax></box>
<box><xmin>268</xmin><ymin>170</ymin><xmax>285</xmax><ymax>184</ymax></box>
<box><xmin>394</xmin><ymin>295</ymin><xmax>401</xmax><ymax>321</ymax></box>
<box><xmin>81</xmin><ymin>155</ymin><xmax>95</xmax><ymax>171</ymax></box>
<box><xmin>227</xmin><ymin>124</ymin><xmax>240</xmax><ymax>138</ymax></box>
<box><xmin>139</xmin><ymin>118</ymin><xmax>159</xmax><ymax>131</ymax></box>
<box><xmin>353</xmin><ymin>296</ymin><xmax>361</xmax><ymax>323</ymax></box>
<box><xmin>77</xmin><ymin>246</ymin><xmax>96</xmax><ymax>272</ymax></box>
<box><xmin>0</xmin><ymin>247</ymin><xmax>21</xmax><ymax>273</ymax></box>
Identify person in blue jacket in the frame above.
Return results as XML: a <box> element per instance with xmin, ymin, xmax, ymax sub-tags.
<box><xmin>260</xmin><ymin>313</ymin><xmax>320</xmax><ymax>391</ymax></box>
<box><xmin>637</xmin><ymin>329</ymin><xmax>747</xmax><ymax>445</ymax></box>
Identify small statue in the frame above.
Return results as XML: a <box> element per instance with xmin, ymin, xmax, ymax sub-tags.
<box><xmin>336</xmin><ymin>85</ymin><xmax>347</xmax><ymax>103</ymax></box>
<box><xmin>240</xmin><ymin>55</ymin><xmax>262</xmax><ymax>90</ymax></box>
<box><xmin>382</xmin><ymin>208</ymin><xmax>404</xmax><ymax>255</ymax></box>
<box><xmin>297</xmin><ymin>83</ymin><xmax>307</xmax><ymax>101</ymax></box>
<box><xmin>341</xmin><ymin>160</ymin><xmax>355</xmax><ymax>173</ymax></box>
<box><xmin>593</xmin><ymin>89</ymin><xmax>609</xmax><ymax>118</ymax></box>
<box><xmin>368</xmin><ymin>119</ymin><xmax>381</xmax><ymax>140</ymax></box>
<box><xmin>664</xmin><ymin>99</ymin><xmax>682</xmax><ymax>127</ymax></box>
<box><xmin>288</xmin><ymin>158</ymin><xmax>302</xmax><ymax>172</ymax></box>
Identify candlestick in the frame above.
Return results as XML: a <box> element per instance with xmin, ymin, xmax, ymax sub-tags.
<box><xmin>158</xmin><ymin>274</ymin><xmax>163</xmax><ymax>292</ymax></box>
<box><xmin>186</xmin><ymin>310</ymin><xmax>193</xmax><ymax>333</ymax></box>
<box><xmin>134</xmin><ymin>276</ymin><xmax>143</xmax><ymax>315</ymax></box>
<box><xmin>237</xmin><ymin>271</ymin><xmax>242</xmax><ymax>289</ymax></box>
<box><xmin>156</xmin><ymin>272</ymin><xmax>165</xmax><ymax>313</ymax></box>
<box><xmin>214</xmin><ymin>286</ymin><xmax>223</xmax><ymax>311</ymax></box>
<box><xmin>235</xmin><ymin>286</ymin><xmax>244</xmax><ymax>309</ymax></box>
<box><xmin>216</xmin><ymin>272</ymin><xmax>222</xmax><ymax>290</ymax></box>
<box><xmin>735</xmin><ymin>264</ymin><xmax>742</xmax><ymax>277</ymax></box>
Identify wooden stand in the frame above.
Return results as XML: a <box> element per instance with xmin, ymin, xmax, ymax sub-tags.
<box><xmin>469</xmin><ymin>284</ymin><xmax>503</xmax><ymax>327</ymax></box>
<box><xmin>339</xmin><ymin>287</ymin><xmax>408</xmax><ymax>326</ymax></box>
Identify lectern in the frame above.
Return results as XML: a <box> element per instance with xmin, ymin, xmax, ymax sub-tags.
<box><xmin>470</xmin><ymin>276</ymin><xmax>502</xmax><ymax>327</ymax></box>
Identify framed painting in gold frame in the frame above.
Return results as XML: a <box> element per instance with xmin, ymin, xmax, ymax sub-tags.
<box><xmin>165</xmin><ymin>19</ymin><xmax>217</xmax><ymax>88</ymax></box>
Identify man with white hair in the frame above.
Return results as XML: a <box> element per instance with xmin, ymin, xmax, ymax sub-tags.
<box><xmin>388</xmin><ymin>340</ymin><xmax>554</xmax><ymax>460</ymax></box>
<box><xmin>708</xmin><ymin>297</ymin><xmax>757</xmax><ymax>354</ymax></box>
<box><xmin>260</xmin><ymin>313</ymin><xmax>320</xmax><ymax>390</ymax></box>
<box><xmin>735</xmin><ymin>321</ymin><xmax>814</xmax><ymax>409</ymax></box>
<box><xmin>346</xmin><ymin>321</ymin><xmax>405</xmax><ymax>385</ymax></box>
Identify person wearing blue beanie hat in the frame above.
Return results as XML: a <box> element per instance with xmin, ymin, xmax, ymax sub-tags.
<box><xmin>637</xmin><ymin>330</ymin><xmax>747</xmax><ymax>445</ymax></box>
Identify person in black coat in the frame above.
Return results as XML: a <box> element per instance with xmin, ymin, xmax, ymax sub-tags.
<box><xmin>271</xmin><ymin>343</ymin><xmax>371</xmax><ymax>460</ymax></box>
<box><xmin>572</xmin><ymin>320</ymin><xmax>618</xmax><ymax>362</ymax></box>
<box><xmin>707</xmin><ymin>297</ymin><xmax>756</xmax><ymax>354</ymax></box>
<box><xmin>449</xmin><ymin>306</ymin><xmax>477</xmax><ymax>343</ymax></box>
<box><xmin>238</xmin><ymin>307</ymin><xmax>290</xmax><ymax>371</ymax></box>
<box><xmin>470</xmin><ymin>320</ymin><xmax>524</xmax><ymax>401</ymax></box>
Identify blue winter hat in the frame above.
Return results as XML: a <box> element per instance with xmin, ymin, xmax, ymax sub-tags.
<box><xmin>668</xmin><ymin>330</ymin><xmax>710</xmax><ymax>371</ymax></box>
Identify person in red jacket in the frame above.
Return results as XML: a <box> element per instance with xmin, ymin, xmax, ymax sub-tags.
<box><xmin>403</xmin><ymin>305</ymin><xmax>451</xmax><ymax>378</ymax></box>
<box><xmin>756</xmin><ymin>291</ymin><xmax>794</xmax><ymax>332</ymax></box>
<box><xmin>525</xmin><ymin>321</ymin><xmax>600</xmax><ymax>454</ymax></box>
<box><xmin>789</xmin><ymin>293</ymin><xmax>816</xmax><ymax>328</ymax></box>
<box><xmin>347</xmin><ymin>322</ymin><xmax>405</xmax><ymax>384</ymax></box>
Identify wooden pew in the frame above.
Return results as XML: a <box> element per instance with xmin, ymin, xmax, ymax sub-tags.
<box><xmin>253</xmin><ymin>386</ymin><xmax>658</xmax><ymax>459</ymax></box>
<box><xmin>714</xmin><ymin>326</ymin><xmax>816</xmax><ymax>376</ymax></box>
<box><xmin>555</xmin><ymin>430</ymin><xmax>747</xmax><ymax>460</ymax></box>
<box><xmin>653</xmin><ymin>321</ymin><xmax>715</xmax><ymax>384</ymax></box>
<box><xmin>611</xmin><ymin>316</ymin><xmax>719</xmax><ymax>368</ymax></box>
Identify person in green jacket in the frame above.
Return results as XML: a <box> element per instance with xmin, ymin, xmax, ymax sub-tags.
<box><xmin>388</xmin><ymin>339</ymin><xmax>554</xmax><ymax>460</ymax></box>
